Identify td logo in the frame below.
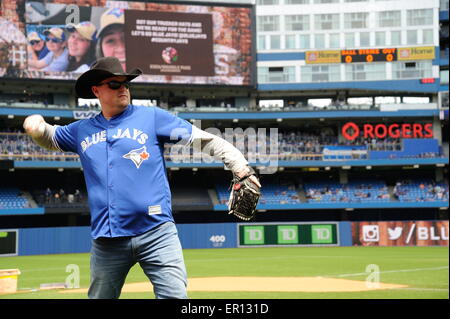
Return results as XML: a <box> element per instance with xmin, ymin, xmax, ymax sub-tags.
<box><xmin>277</xmin><ymin>226</ymin><xmax>298</xmax><ymax>244</ymax></box>
<box><xmin>244</xmin><ymin>226</ymin><xmax>265</xmax><ymax>245</ymax></box>
<box><xmin>311</xmin><ymin>225</ymin><xmax>333</xmax><ymax>244</ymax></box>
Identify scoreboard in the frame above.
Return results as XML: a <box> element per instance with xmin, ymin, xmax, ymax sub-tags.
<box><xmin>306</xmin><ymin>46</ymin><xmax>435</xmax><ymax>64</ymax></box>
<box><xmin>341</xmin><ymin>48</ymin><xmax>396</xmax><ymax>63</ymax></box>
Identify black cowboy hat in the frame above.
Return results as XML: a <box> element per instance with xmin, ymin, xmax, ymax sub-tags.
<box><xmin>75</xmin><ymin>57</ymin><xmax>142</xmax><ymax>98</ymax></box>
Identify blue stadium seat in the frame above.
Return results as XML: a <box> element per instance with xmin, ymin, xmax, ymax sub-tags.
<box><xmin>0</xmin><ymin>188</ymin><xmax>32</xmax><ymax>209</ymax></box>
<box><xmin>394</xmin><ymin>179</ymin><xmax>449</xmax><ymax>202</ymax></box>
<box><xmin>304</xmin><ymin>179</ymin><xmax>391</xmax><ymax>203</ymax></box>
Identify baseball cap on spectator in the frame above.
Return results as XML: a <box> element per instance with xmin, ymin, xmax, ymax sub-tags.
<box><xmin>97</xmin><ymin>7</ymin><xmax>125</xmax><ymax>38</ymax></box>
<box><xmin>66</xmin><ymin>21</ymin><xmax>97</xmax><ymax>41</ymax></box>
<box><xmin>27</xmin><ymin>31</ymin><xmax>43</xmax><ymax>42</ymax></box>
<box><xmin>43</xmin><ymin>27</ymin><xmax>66</xmax><ymax>41</ymax></box>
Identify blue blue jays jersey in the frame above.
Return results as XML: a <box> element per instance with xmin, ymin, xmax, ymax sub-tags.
<box><xmin>53</xmin><ymin>105</ymin><xmax>193</xmax><ymax>239</ymax></box>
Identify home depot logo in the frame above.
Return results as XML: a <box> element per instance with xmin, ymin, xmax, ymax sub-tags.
<box><xmin>398</xmin><ymin>47</ymin><xmax>435</xmax><ymax>60</ymax></box>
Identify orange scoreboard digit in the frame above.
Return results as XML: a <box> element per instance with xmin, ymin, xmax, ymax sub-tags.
<box><xmin>341</xmin><ymin>48</ymin><xmax>397</xmax><ymax>63</ymax></box>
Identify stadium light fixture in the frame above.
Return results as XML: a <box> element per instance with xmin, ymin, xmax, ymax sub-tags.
<box><xmin>233</xmin><ymin>119</ymin><xmax>239</xmax><ymax>123</ymax></box>
<box><xmin>366</xmin><ymin>166</ymin><xmax>372</xmax><ymax>170</ymax></box>
<box><xmin>276</xmin><ymin>118</ymin><xmax>283</xmax><ymax>122</ymax></box>
<box><xmin>54</xmin><ymin>116</ymin><xmax>60</xmax><ymax>121</ymax></box>
<box><xmin>7</xmin><ymin>114</ymin><xmax>14</xmax><ymax>119</ymax></box>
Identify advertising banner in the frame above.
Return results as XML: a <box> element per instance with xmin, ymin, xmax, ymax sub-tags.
<box><xmin>0</xmin><ymin>230</ymin><xmax>18</xmax><ymax>256</ymax></box>
<box><xmin>72</xmin><ymin>110</ymin><xmax>100</xmax><ymax>119</ymax></box>
<box><xmin>305</xmin><ymin>46</ymin><xmax>435</xmax><ymax>64</ymax></box>
<box><xmin>352</xmin><ymin>221</ymin><xmax>449</xmax><ymax>246</ymax></box>
<box><xmin>305</xmin><ymin>50</ymin><xmax>340</xmax><ymax>64</ymax></box>
<box><xmin>397</xmin><ymin>46</ymin><xmax>435</xmax><ymax>61</ymax></box>
<box><xmin>0</xmin><ymin>0</ymin><xmax>254</xmax><ymax>86</ymax></box>
<box><xmin>238</xmin><ymin>222</ymin><xmax>339</xmax><ymax>247</ymax></box>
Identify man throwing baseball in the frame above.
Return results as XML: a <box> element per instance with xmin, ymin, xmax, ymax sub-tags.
<box><xmin>23</xmin><ymin>57</ymin><xmax>261</xmax><ymax>299</ymax></box>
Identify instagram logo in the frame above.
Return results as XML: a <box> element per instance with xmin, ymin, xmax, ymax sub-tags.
<box><xmin>362</xmin><ymin>225</ymin><xmax>380</xmax><ymax>242</ymax></box>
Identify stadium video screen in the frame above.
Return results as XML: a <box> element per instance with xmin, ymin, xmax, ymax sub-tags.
<box><xmin>0</xmin><ymin>0</ymin><xmax>255</xmax><ymax>86</ymax></box>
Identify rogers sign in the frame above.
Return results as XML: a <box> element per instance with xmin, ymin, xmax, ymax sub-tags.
<box><xmin>342</xmin><ymin>122</ymin><xmax>433</xmax><ymax>140</ymax></box>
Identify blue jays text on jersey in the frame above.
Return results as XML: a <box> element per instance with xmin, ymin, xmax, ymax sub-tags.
<box><xmin>80</xmin><ymin>128</ymin><xmax>149</xmax><ymax>152</ymax></box>
<box><xmin>53</xmin><ymin>105</ymin><xmax>193</xmax><ymax>239</ymax></box>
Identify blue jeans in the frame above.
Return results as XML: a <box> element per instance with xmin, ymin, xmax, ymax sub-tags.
<box><xmin>88</xmin><ymin>222</ymin><xmax>188</xmax><ymax>299</ymax></box>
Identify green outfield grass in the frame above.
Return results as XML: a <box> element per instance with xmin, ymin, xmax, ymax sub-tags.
<box><xmin>0</xmin><ymin>246</ymin><xmax>448</xmax><ymax>299</ymax></box>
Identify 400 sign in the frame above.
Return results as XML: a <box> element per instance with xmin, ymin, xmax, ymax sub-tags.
<box><xmin>209</xmin><ymin>235</ymin><xmax>226</xmax><ymax>247</ymax></box>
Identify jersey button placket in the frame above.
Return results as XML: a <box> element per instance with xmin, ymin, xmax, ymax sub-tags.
<box><xmin>106</xmin><ymin>127</ymin><xmax>115</xmax><ymax>236</ymax></box>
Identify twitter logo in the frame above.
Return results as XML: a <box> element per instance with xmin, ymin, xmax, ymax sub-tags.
<box><xmin>388</xmin><ymin>227</ymin><xmax>403</xmax><ymax>240</ymax></box>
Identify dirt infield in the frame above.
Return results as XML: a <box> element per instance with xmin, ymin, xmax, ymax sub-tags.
<box><xmin>59</xmin><ymin>276</ymin><xmax>408</xmax><ymax>294</ymax></box>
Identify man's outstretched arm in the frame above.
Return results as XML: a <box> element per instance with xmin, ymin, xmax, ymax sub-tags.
<box><xmin>189</xmin><ymin>126</ymin><xmax>261</xmax><ymax>187</ymax></box>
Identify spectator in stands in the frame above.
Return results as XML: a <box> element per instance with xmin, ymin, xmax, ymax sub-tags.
<box><xmin>54</xmin><ymin>192</ymin><xmax>60</xmax><ymax>204</ymax></box>
<box><xmin>66</xmin><ymin>22</ymin><xmax>97</xmax><ymax>73</ymax></box>
<box><xmin>27</xmin><ymin>31</ymin><xmax>49</xmax><ymax>64</ymax></box>
<box><xmin>432</xmin><ymin>184</ymin><xmax>447</xmax><ymax>200</ymax></box>
<box><xmin>74</xmin><ymin>189</ymin><xmax>81</xmax><ymax>203</ymax></box>
<box><xmin>96</xmin><ymin>8</ymin><xmax>126</xmax><ymax>71</ymax></box>
<box><xmin>436</xmin><ymin>188</ymin><xmax>445</xmax><ymax>200</ymax></box>
<box><xmin>45</xmin><ymin>187</ymin><xmax>52</xmax><ymax>204</ymax></box>
<box><xmin>3</xmin><ymin>129</ymin><xmax>443</xmax><ymax>163</ymax></box>
<box><xmin>0</xmin><ymin>132</ymin><xmax>79</xmax><ymax>162</ymax></box>
<box><xmin>59</xmin><ymin>189</ymin><xmax>66</xmax><ymax>202</ymax></box>
<box><xmin>28</xmin><ymin>27</ymin><xmax>68</xmax><ymax>72</ymax></box>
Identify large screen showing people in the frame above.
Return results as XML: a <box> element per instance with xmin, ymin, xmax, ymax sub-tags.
<box><xmin>0</xmin><ymin>0</ymin><xmax>255</xmax><ymax>86</ymax></box>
